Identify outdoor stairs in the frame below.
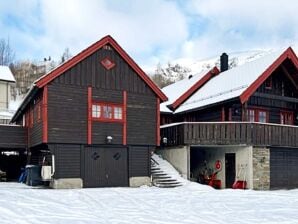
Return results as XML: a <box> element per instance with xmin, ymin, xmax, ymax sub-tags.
<box><xmin>151</xmin><ymin>158</ymin><xmax>183</xmax><ymax>188</ymax></box>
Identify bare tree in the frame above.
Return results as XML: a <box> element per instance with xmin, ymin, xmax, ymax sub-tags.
<box><xmin>60</xmin><ymin>48</ymin><xmax>72</xmax><ymax>64</ymax></box>
<box><xmin>0</xmin><ymin>37</ymin><xmax>15</xmax><ymax>66</ymax></box>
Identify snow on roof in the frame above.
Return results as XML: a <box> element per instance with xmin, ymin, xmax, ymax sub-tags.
<box><xmin>160</xmin><ymin>69</ymin><xmax>211</xmax><ymax>113</ymax></box>
<box><xmin>0</xmin><ymin>66</ymin><xmax>15</xmax><ymax>82</ymax></box>
<box><xmin>175</xmin><ymin>48</ymin><xmax>286</xmax><ymax>114</ymax></box>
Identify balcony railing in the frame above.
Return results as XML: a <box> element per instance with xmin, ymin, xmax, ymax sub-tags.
<box><xmin>160</xmin><ymin>122</ymin><xmax>298</xmax><ymax>147</ymax></box>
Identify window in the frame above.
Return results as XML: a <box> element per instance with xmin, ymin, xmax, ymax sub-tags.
<box><xmin>246</xmin><ymin>108</ymin><xmax>268</xmax><ymax>123</ymax></box>
<box><xmin>114</xmin><ymin>106</ymin><xmax>123</xmax><ymax>120</ymax></box>
<box><xmin>280</xmin><ymin>111</ymin><xmax>293</xmax><ymax>125</ymax></box>
<box><xmin>247</xmin><ymin>109</ymin><xmax>255</xmax><ymax>122</ymax></box>
<box><xmin>92</xmin><ymin>105</ymin><xmax>101</xmax><ymax>118</ymax></box>
<box><xmin>92</xmin><ymin>103</ymin><xmax>123</xmax><ymax>122</ymax></box>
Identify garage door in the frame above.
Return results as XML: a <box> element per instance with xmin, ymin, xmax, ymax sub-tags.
<box><xmin>83</xmin><ymin>147</ymin><xmax>128</xmax><ymax>188</ymax></box>
<box><xmin>270</xmin><ymin>148</ymin><xmax>298</xmax><ymax>189</ymax></box>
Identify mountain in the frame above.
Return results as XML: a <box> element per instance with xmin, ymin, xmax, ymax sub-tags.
<box><xmin>146</xmin><ymin>49</ymin><xmax>274</xmax><ymax>84</ymax></box>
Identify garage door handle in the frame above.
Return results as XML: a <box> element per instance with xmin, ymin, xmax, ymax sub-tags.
<box><xmin>106</xmin><ymin>174</ymin><xmax>109</xmax><ymax>179</ymax></box>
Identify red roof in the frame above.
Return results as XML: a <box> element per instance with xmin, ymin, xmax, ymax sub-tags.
<box><xmin>35</xmin><ymin>35</ymin><xmax>167</xmax><ymax>102</ymax></box>
<box><xmin>170</xmin><ymin>67</ymin><xmax>219</xmax><ymax>110</ymax></box>
<box><xmin>240</xmin><ymin>47</ymin><xmax>298</xmax><ymax>103</ymax></box>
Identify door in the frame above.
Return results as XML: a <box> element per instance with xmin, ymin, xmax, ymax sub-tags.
<box><xmin>270</xmin><ymin>148</ymin><xmax>298</xmax><ymax>189</ymax></box>
<box><xmin>83</xmin><ymin>147</ymin><xmax>128</xmax><ymax>188</ymax></box>
<box><xmin>84</xmin><ymin>147</ymin><xmax>106</xmax><ymax>187</ymax></box>
<box><xmin>105</xmin><ymin>148</ymin><xmax>128</xmax><ymax>187</ymax></box>
<box><xmin>225</xmin><ymin>153</ymin><xmax>235</xmax><ymax>188</ymax></box>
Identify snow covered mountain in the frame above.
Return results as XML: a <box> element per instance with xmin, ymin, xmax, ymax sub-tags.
<box><xmin>146</xmin><ymin>49</ymin><xmax>274</xmax><ymax>82</ymax></box>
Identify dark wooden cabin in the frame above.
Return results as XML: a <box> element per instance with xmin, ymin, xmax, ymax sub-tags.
<box><xmin>160</xmin><ymin>48</ymin><xmax>298</xmax><ymax>189</ymax></box>
<box><xmin>10</xmin><ymin>35</ymin><xmax>167</xmax><ymax>188</ymax></box>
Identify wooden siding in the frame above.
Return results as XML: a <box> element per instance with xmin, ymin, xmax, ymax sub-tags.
<box><xmin>46</xmin><ymin>45</ymin><xmax>157</xmax><ymax>146</ymax></box>
<box><xmin>30</xmin><ymin>91</ymin><xmax>43</xmax><ymax>147</ymax></box>
<box><xmin>161</xmin><ymin>122</ymin><xmax>298</xmax><ymax>147</ymax></box>
<box><xmin>127</xmin><ymin>93</ymin><xmax>157</xmax><ymax>145</ymax></box>
<box><xmin>0</xmin><ymin>125</ymin><xmax>26</xmax><ymax>148</ymax></box>
<box><xmin>128</xmin><ymin>146</ymin><xmax>151</xmax><ymax>177</ymax></box>
<box><xmin>47</xmin><ymin>84</ymin><xmax>87</xmax><ymax>144</ymax></box>
<box><xmin>49</xmin><ymin>144</ymin><xmax>81</xmax><ymax>178</ymax></box>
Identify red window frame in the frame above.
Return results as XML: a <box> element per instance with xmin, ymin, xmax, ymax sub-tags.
<box><xmin>246</xmin><ymin>108</ymin><xmax>269</xmax><ymax>123</ymax></box>
<box><xmin>280</xmin><ymin>110</ymin><xmax>294</xmax><ymax>125</ymax></box>
<box><xmin>92</xmin><ymin>102</ymin><xmax>124</xmax><ymax>122</ymax></box>
<box><xmin>101</xmin><ymin>57</ymin><xmax>116</xmax><ymax>70</ymax></box>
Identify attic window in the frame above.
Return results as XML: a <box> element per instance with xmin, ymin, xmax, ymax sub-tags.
<box><xmin>101</xmin><ymin>57</ymin><xmax>115</xmax><ymax>70</ymax></box>
<box><xmin>265</xmin><ymin>77</ymin><xmax>272</xmax><ymax>89</ymax></box>
<box><xmin>103</xmin><ymin>45</ymin><xmax>112</xmax><ymax>50</ymax></box>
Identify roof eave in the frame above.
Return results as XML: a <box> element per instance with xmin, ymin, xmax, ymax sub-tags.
<box><xmin>10</xmin><ymin>85</ymin><xmax>39</xmax><ymax>123</ymax></box>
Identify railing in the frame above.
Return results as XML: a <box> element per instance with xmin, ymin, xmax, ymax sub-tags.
<box><xmin>160</xmin><ymin>122</ymin><xmax>298</xmax><ymax>147</ymax></box>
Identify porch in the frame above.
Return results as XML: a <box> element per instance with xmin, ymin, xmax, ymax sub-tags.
<box><xmin>160</xmin><ymin>122</ymin><xmax>298</xmax><ymax>148</ymax></box>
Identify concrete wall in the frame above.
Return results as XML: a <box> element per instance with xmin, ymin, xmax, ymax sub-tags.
<box><xmin>191</xmin><ymin>146</ymin><xmax>253</xmax><ymax>189</ymax></box>
<box><xmin>252</xmin><ymin>147</ymin><xmax>270</xmax><ymax>190</ymax></box>
<box><xmin>157</xmin><ymin>146</ymin><xmax>190</xmax><ymax>179</ymax></box>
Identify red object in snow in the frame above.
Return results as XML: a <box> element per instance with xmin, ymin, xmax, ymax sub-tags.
<box><xmin>232</xmin><ymin>180</ymin><xmax>247</xmax><ymax>189</ymax></box>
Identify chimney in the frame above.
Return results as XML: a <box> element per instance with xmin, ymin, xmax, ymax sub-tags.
<box><xmin>220</xmin><ymin>53</ymin><xmax>229</xmax><ymax>72</ymax></box>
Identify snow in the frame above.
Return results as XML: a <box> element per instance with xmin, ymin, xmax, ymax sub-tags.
<box><xmin>160</xmin><ymin>69</ymin><xmax>211</xmax><ymax>113</ymax></box>
<box><xmin>1</xmin><ymin>154</ymin><xmax>298</xmax><ymax>224</ymax></box>
<box><xmin>0</xmin><ymin>66</ymin><xmax>15</xmax><ymax>82</ymax></box>
<box><xmin>175</xmin><ymin>48</ymin><xmax>285</xmax><ymax>113</ymax></box>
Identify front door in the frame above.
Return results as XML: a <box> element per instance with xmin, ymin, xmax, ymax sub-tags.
<box><xmin>225</xmin><ymin>153</ymin><xmax>235</xmax><ymax>188</ymax></box>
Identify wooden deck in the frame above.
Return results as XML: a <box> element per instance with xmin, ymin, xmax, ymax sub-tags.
<box><xmin>160</xmin><ymin>122</ymin><xmax>298</xmax><ymax>147</ymax></box>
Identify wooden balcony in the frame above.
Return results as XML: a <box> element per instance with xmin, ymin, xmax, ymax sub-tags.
<box><xmin>160</xmin><ymin>122</ymin><xmax>298</xmax><ymax>147</ymax></box>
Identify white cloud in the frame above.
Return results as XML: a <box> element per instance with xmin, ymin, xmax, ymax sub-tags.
<box><xmin>180</xmin><ymin>0</ymin><xmax>298</xmax><ymax>59</ymax></box>
<box><xmin>1</xmin><ymin>0</ymin><xmax>298</xmax><ymax>70</ymax></box>
<box><xmin>1</xmin><ymin>0</ymin><xmax>188</xmax><ymax>67</ymax></box>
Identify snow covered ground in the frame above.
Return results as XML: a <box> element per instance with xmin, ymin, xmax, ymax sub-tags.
<box><xmin>1</xmin><ymin>156</ymin><xmax>298</xmax><ymax>224</ymax></box>
<box><xmin>1</xmin><ymin>182</ymin><xmax>298</xmax><ymax>224</ymax></box>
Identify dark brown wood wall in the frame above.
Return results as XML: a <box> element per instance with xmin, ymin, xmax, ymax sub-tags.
<box><xmin>47</xmin><ymin>84</ymin><xmax>87</xmax><ymax>144</ymax></box>
<box><xmin>0</xmin><ymin>125</ymin><xmax>26</xmax><ymax>148</ymax></box>
<box><xmin>248</xmin><ymin>67</ymin><xmax>298</xmax><ymax>125</ymax></box>
<box><xmin>30</xmin><ymin>91</ymin><xmax>43</xmax><ymax>147</ymax></box>
<box><xmin>46</xmin><ymin>45</ymin><xmax>157</xmax><ymax>146</ymax></box>
<box><xmin>48</xmin><ymin>144</ymin><xmax>81</xmax><ymax>179</ymax></box>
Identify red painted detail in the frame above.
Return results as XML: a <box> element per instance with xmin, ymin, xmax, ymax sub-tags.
<box><xmin>42</xmin><ymin>86</ymin><xmax>48</xmax><ymax>143</ymax></box>
<box><xmin>156</xmin><ymin>98</ymin><xmax>160</xmax><ymax>146</ymax></box>
<box><xmin>229</xmin><ymin>108</ymin><xmax>232</xmax><ymax>121</ymax></box>
<box><xmin>280</xmin><ymin>110</ymin><xmax>294</xmax><ymax>125</ymax></box>
<box><xmin>246</xmin><ymin>107</ymin><xmax>269</xmax><ymax>123</ymax></box>
<box><xmin>240</xmin><ymin>47</ymin><xmax>298</xmax><ymax>103</ymax></box>
<box><xmin>37</xmin><ymin>101</ymin><xmax>41</xmax><ymax>123</ymax></box>
<box><xmin>171</xmin><ymin>67</ymin><xmax>220</xmax><ymax>110</ymax></box>
<box><xmin>30</xmin><ymin>106</ymin><xmax>33</xmax><ymax>128</ymax></box>
<box><xmin>88</xmin><ymin>87</ymin><xmax>92</xmax><ymax>145</ymax></box>
<box><xmin>215</xmin><ymin>160</ymin><xmax>222</xmax><ymax>170</ymax></box>
<box><xmin>91</xmin><ymin>102</ymin><xmax>124</xmax><ymax>122</ymax></box>
<box><xmin>123</xmin><ymin>91</ymin><xmax>127</xmax><ymax>145</ymax></box>
<box><xmin>101</xmin><ymin>57</ymin><xmax>116</xmax><ymax>70</ymax></box>
<box><xmin>221</xmin><ymin>107</ymin><xmax>225</xmax><ymax>121</ymax></box>
<box><xmin>35</xmin><ymin>35</ymin><xmax>167</xmax><ymax>102</ymax></box>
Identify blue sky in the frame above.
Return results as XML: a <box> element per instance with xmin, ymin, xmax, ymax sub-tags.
<box><xmin>1</xmin><ymin>0</ymin><xmax>298</xmax><ymax>70</ymax></box>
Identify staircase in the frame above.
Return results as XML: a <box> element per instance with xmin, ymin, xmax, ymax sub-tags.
<box><xmin>151</xmin><ymin>157</ymin><xmax>183</xmax><ymax>188</ymax></box>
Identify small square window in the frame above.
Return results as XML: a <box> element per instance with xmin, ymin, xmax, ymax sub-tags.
<box><xmin>114</xmin><ymin>107</ymin><xmax>123</xmax><ymax>120</ymax></box>
<box><xmin>92</xmin><ymin>105</ymin><xmax>101</xmax><ymax>118</ymax></box>
<box><xmin>103</xmin><ymin>106</ymin><xmax>112</xmax><ymax>119</ymax></box>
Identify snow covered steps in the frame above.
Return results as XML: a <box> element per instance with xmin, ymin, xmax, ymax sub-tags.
<box><xmin>151</xmin><ymin>160</ymin><xmax>183</xmax><ymax>188</ymax></box>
